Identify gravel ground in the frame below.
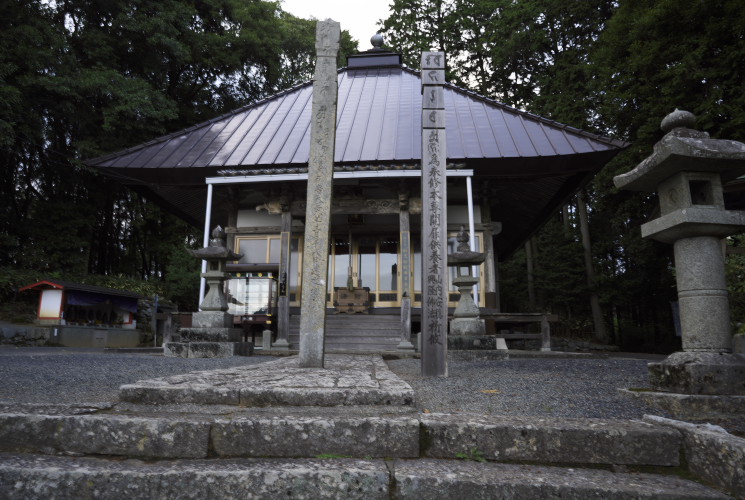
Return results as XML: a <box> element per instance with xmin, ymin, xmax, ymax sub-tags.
<box><xmin>387</xmin><ymin>356</ymin><xmax>666</xmax><ymax>419</ymax></box>
<box><xmin>0</xmin><ymin>347</ymin><xmax>280</xmax><ymax>404</ymax></box>
<box><xmin>0</xmin><ymin>347</ymin><xmax>663</xmax><ymax>420</ymax></box>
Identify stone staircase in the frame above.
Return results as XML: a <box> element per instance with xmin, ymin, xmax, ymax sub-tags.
<box><xmin>0</xmin><ymin>355</ymin><xmax>739</xmax><ymax>499</ymax></box>
<box><xmin>288</xmin><ymin>313</ymin><xmax>402</xmax><ymax>351</ymax></box>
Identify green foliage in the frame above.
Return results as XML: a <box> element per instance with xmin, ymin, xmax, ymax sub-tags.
<box><xmin>455</xmin><ymin>448</ymin><xmax>487</xmax><ymax>462</ymax></box>
<box><xmin>383</xmin><ymin>0</ymin><xmax>744</xmax><ymax>350</ymax></box>
<box><xmin>0</xmin><ymin>0</ymin><xmax>337</xmax><ymax>313</ymax></box>
<box><xmin>164</xmin><ymin>244</ymin><xmax>201</xmax><ymax>312</ymax></box>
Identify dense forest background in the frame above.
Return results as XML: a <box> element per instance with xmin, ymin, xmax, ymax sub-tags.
<box><xmin>2</xmin><ymin>0</ymin><xmax>744</xmax><ymax>351</ymax></box>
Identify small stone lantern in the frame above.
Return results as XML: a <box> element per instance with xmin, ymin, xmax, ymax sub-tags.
<box><xmin>614</xmin><ymin>109</ymin><xmax>745</xmax><ymax>395</ymax></box>
<box><xmin>164</xmin><ymin>226</ymin><xmax>252</xmax><ymax>358</ymax></box>
<box><xmin>447</xmin><ymin>226</ymin><xmax>487</xmax><ymax>336</ymax></box>
<box><xmin>191</xmin><ymin>226</ymin><xmax>242</xmax><ymax>314</ymax></box>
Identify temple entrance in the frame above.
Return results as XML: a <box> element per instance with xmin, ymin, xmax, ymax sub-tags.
<box><xmin>327</xmin><ymin>235</ymin><xmax>400</xmax><ymax>307</ymax></box>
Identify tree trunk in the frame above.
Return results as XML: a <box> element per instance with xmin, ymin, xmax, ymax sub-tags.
<box><xmin>577</xmin><ymin>190</ymin><xmax>608</xmax><ymax>343</ymax></box>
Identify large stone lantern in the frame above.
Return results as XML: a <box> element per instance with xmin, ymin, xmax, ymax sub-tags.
<box><xmin>614</xmin><ymin>110</ymin><xmax>745</xmax><ymax>395</ymax></box>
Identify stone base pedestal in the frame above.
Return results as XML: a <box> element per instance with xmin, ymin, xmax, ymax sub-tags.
<box><xmin>648</xmin><ymin>351</ymin><xmax>745</xmax><ymax>395</ymax></box>
<box><xmin>272</xmin><ymin>338</ymin><xmax>290</xmax><ymax>351</ymax></box>
<box><xmin>164</xmin><ymin>341</ymin><xmax>253</xmax><ymax>358</ymax></box>
<box><xmin>191</xmin><ymin>311</ymin><xmax>233</xmax><ymax>328</ymax></box>
<box><xmin>448</xmin><ymin>335</ymin><xmax>503</xmax><ymax>350</ymax></box>
<box><xmin>164</xmin><ymin>326</ymin><xmax>252</xmax><ymax>358</ymax></box>
<box><xmin>449</xmin><ymin>318</ymin><xmax>485</xmax><ymax>336</ymax></box>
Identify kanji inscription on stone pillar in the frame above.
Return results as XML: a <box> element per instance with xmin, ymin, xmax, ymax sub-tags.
<box><xmin>420</xmin><ymin>51</ymin><xmax>448</xmax><ymax>377</ymax></box>
<box><xmin>298</xmin><ymin>19</ymin><xmax>340</xmax><ymax>368</ymax></box>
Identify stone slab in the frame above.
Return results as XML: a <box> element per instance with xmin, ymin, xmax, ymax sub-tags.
<box><xmin>0</xmin><ymin>414</ymin><xmax>210</xmax><ymax>458</ymax></box>
<box><xmin>211</xmin><ymin>415</ymin><xmax>419</xmax><ymax>458</ymax></box>
<box><xmin>648</xmin><ymin>351</ymin><xmax>745</xmax><ymax>395</ymax></box>
<box><xmin>191</xmin><ymin>311</ymin><xmax>233</xmax><ymax>328</ymax></box>
<box><xmin>620</xmin><ymin>389</ymin><xmax>745</xmax><ymax>420</ymax></box>
<box><xmin>0</xmin><ymin>409</ymin><xmax>419</xmax><ymax>460</ymax></box>
<box><xmin>163</xmin><ymin>341</ymin><xmax>253</xmax><ymax>358</ymax></box>
<box><xmin>119</xmin><ymin>354</ymin><xmax>415</xmax><ymax>407</ymax></box>
<box><xmin>393</xmin><ymin>459</ymin><xmax>729</xmax><ymax>499</ymax></box>
<box><xmin>178</xmin><ymin>327</ymin><xmax>243</xmax><ymax>342</ymax></box>
<box><xmin>645</xmin><ymin>415</ymin><xmax>745</xmax><ymax>498</ymax></box>
<box><xmin>420</xmin><ymin>414</ymin><xmax>682</xmax><ymax>466</ymax></box>
<box><xmin>0</xmin><ymin>454</ymin><xmax>391</xmax><ymax>500</ymax></box>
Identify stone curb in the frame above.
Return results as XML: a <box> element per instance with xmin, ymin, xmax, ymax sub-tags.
<box><xmin>421</xmin><ymin>413</ymin><xmax>682</xmax><ymax>466</ymax></box>
<box><xmin>0</xmin><ymin>410</ymin><xmax>682</xmax><ymax>466</ymax></box>
<box><xmin>644</xmin><ymin>415</ymin><xmax>745</xmax><ymax>499</ymax></box>
<box><xmin>0</xmin><ymin>454</ymin><xmax>730</xmax><ymax>500</ymax></box>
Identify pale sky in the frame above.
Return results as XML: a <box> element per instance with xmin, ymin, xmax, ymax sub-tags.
<box><xmin>280</xmin><ymin>0</ymin><xmax>393</xmax><ymax>50</ymax></box>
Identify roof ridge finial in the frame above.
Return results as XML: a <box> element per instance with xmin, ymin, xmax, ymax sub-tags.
<box><xmin>371</xmin><ymin>33</ymin><xmax>384</xmax><ymax>49</ymax></box>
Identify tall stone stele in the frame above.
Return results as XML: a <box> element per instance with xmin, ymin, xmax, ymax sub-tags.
<box><xmin>614</xmin><ymin>109</ymin><xmax>745</xmax><ymax>395</ymax></box>
<box><xmin>164</xmin><ymin>226</ymin><xmax>253</xmax><ymax>358</ymax></box>
<box><xmin>298</xmin><ymin>19</ymin><xmax>340</xmax><ymax>368</ymax></box>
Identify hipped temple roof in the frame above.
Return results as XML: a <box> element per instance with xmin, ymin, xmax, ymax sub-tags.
<box><xmin>89</xmin><ymin>66</ymin><xmax>624</xmax><ymax>171</ymax></box>
<box><xmin>87</xmin><ymin>59</ymin><xmax>628</xmax><ymax>258</ymax></box>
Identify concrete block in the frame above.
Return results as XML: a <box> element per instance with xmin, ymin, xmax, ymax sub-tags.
<box><xmin>420</xmin><ymin>414</ymin><xmax>681</xmax><ymax>466</ymax></box>
<box><xmin>393</xmin><ymin>459</ymin><xmax>728</xmax><ymax>499</ymax></box>
<box><xmin>262</xmin><ymin>330</ymin><xmax>272</xmax><ymax>350</ymax></box>
<box><xmin>211</xmin><ymin>415</ymin><xmax>419</xmax><ymax>458</ymax></box>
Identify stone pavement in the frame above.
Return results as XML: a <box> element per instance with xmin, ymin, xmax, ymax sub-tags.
<box><xmin>120</xmin><ymin>354</ymin><xmax>415</xmax><ymax>406</ymax></box>
<box><xmin>0</xmin><ymin>353</ymin><xmax>742</xmax><ymax>499</ymax></box>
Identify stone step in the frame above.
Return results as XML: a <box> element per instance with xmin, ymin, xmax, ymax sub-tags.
<box><xmin>0</xmin><ymin>454</ymin><xmax>730</xmax><ymax>499</ymax></box>
<box><xmin>0</xmin><ymin>409</ymin><xmax>419</xmax><ymax>460</ymax></box>
<box><xmin>0</xmin><ymin>409</ymin><xmax>682</xmax><ymax>466</ymax></box>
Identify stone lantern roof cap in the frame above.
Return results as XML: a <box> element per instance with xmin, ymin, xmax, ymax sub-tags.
<box><xmin>614</xmin><ymin>109</ymin><xmax>745</xmax><ymax>192</ymax></box>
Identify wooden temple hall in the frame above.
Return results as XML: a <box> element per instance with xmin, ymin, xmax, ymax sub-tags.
<box><xmin>89</xmin><ymin>40</ymin><xmax>626</xmax><ymax>351</ymax></box>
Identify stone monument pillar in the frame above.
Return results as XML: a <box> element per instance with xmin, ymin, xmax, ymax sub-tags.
<box><xmin>298</xmin><ymin>19</ymin><xmax>340</xmax><ymax>368</ymax></box>
<box><xmin>420</xmin><ymin>51</ymin><xmax>448</xmax><ymax>376</ymax></box>
<box><xmin>614</xmin><ymin>109</ymin><xmax>745</xmax><ymax>395</ymax></box>
<box><xmin>164</xmin><ymin>226</ymin><xmax>252</xmax><ymax>358</ymax></box>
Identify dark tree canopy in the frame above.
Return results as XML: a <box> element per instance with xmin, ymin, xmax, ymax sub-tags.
<box><xmin>0</xmin><ymin>0</ymin><xmax>357</xmax><ymax>308</ymax></box>
<box><xmin>380</xmin><ymin>0</ymin><xmax>745</xmax><ymax>349</ymax></box>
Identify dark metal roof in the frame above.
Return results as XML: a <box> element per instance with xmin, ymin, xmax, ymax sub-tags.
<box><xmin>19</xmin><ymin>279</ymin><xmax>143</xmax><ymax>299</ymax></box>
<box><xmin>88</xmin><ymin>67</ymin><xmax>624</xmax><ymax>171</ymax></box>
<box><xmin>87</xmin><ymin>62</ymin><xmax>627</xmax><ymax>258</ymax></box>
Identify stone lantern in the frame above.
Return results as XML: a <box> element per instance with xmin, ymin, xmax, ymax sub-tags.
<box><xmin>164</xmin><ymin>226</ymin><xmax>253</xmax><ymax>358</ymax></box>
<box><xmin>614</xmin><ymin>110</ymin><xmax>745</xmax><ymax>395</ymax></box>
<box><xmin>447</xmin><ymin>226</ymin><xmax>487</xmax><ymax>336</ymax></box>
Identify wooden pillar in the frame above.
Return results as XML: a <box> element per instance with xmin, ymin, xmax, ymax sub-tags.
<box><xmin>274</xmin><ymin>202</ymin><xmax>292</xmax><ymax>350</ymax></box>
<box><xmin>480</xmin><ymin>197</ymin><xmax>500</xmax><ymax>312</ymax></box>
<box><xmin>398</xmin><ymin>186</ymin><xmax>414</xmax><ymax>351</ymax></box>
